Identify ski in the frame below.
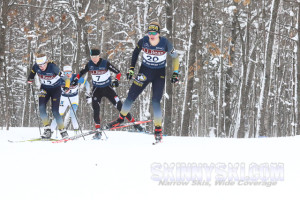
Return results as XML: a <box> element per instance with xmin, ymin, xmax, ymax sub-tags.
<box><xmin>109</xmin><ymin>120</ymin><xmax>152</xmax><ymax>130</ymax></box>
<box><xmin>52</xmin><ymin>130</ymin><xmax>98</xmax><ymax>143</ymax></box>
<box><xmin>8</xmin><ymin>138</ymin><xmax>59</xmax><ymax>143</ymax></box>
<box><xmin>53</xmin><ymin>120</ymin><xmax>152</xmax><ymax>143</ymax></box>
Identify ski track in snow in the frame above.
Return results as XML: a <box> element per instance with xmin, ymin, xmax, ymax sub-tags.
<box><xmin>0</xmin><ymin>127</ymin><xmax>299</xmax><ymax>200</ymax></box>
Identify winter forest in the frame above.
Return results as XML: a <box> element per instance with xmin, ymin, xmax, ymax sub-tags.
<box><xmin>0</xmin><ymin>0</ymin><xmax>299</xmax><ymax>138</ymax></box>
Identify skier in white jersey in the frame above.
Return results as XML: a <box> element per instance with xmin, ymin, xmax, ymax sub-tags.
<box><xmin>50</xmin><ymin>65</ymin><xmax>91</xmax><ymax>133</ymax></box>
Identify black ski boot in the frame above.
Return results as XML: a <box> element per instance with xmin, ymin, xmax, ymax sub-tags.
<box><xmin>154</xmin><ymin>126</ymin><xmax>163</xmax><ymax>143</ymax></box>
<box><xmin>41</xmin><ymin>126</ymin><xmax>52</xmax><ymax>139</ymax></box>
<box><xmin>60</xmin><ymin>129</ymin><xmax>69</xmax><ymax>139</ymax></box>
<box><xmin>134</xmin><ymin>124</ymin><xmax>144</xmax><ymax>132</ymax></box>
<box><xmin>106</xmin><ymin>114</ymin><xmax>125</xmax><ymax>128</ymax></box>
<box><xmin>93</xmin><ymin>130</ymin><xmax>102</xmax><ymax>140</ymax></box>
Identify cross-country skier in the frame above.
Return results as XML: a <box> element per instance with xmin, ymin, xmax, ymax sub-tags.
<box><xmin>107</xmin><ymin>22</ymin><xmax>180</xmax><ymax>143</ymax></box>
<box><xmin>27</xmin><ymin>53</ymin><xmax>70</xmax><ymax>139</ymax></box>
<box><xmin>71</xmin><ymin>48</ymin><xmax>143</xmax><ymax>140</ymax></box>
<box><xmin>50</xmin><ymin>65</ymin><xmax>91</xmax><ymax>134</ymax></box>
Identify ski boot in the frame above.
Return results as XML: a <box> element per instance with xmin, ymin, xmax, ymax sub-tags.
<box><xmin>154</xmin><ymin>127</ymin><xmax>163</xmax><ymax>143</ymax></box>
<box><xmin>60</xmin><ymin>129</ymin><xmax>69</xmax><ymax>139</ymax></box>
<box><xmin>93</xmin><ymin>131</ymin><xmax>102</xmax><ymax>140</ymax></box>
<box><xmin>93</xmin><ymin>124</ymin><xmax>102</xmax><ymax>140</ymax></box>
<box><xmin>41</xmin><ymin>126</ymin><xmax>52</xmax><ymax>139</ymax></box>
<box><xmin>134</xmin><ymin>124</ymin><xmax>144</xmax><ymax>132</ymax></box>
<box><xmin>106</xmin><ymin>114</ymin><xmax>125</xmax><ymax>128</ymax></box>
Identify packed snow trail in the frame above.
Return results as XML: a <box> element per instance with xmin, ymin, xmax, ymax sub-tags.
<box><xmin>0</xmin><ymin>127</ymin><xmax>299</xmax><ymax>200</ymax></box>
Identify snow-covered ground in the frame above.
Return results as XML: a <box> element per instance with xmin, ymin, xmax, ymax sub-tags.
<box><xmin>0</xmin><ymin>127</ymin><xmax>299</xmax><ymax>200</ymax></box>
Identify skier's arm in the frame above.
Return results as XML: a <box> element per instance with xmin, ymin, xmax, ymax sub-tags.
<box><xmin>166</xmin><ymin>40</ymin><xmax>179</xmax><ymax>73</ymax></box>
<box><xmin>71</xmin><ymin>63</ymin><xmax>89</xmax><ymax>86</ymax></box>
<box><xmin>54</xmin><ymin>65</ymin><xmax>70</xmax><ymax>88</ymax></box>
<box><xmin>130</xmin><ymin>39</ymin><xmax>143</xmax><ymax>68</ymax></box>
<box><xmin>107</xmin><ymin>61</ymin><xmax>121</xmax><ymax>81</ymax></box>
<box><xmin>78</xmin><ymin>63</ymin><xmax>89</xmax><ymax>78</ymax></box>
<box><xmin>27</xmin><ymin>65</ymin><xmax>37</xmax><ymax>82</ymax></box>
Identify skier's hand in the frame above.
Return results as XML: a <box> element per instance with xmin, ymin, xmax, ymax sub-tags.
<box><xmin>27</xmin><ymin>79</ymin><xmax>34</xmax><ymax>84</ymax></box>
<box><xmin>111</xmin><ymin>79</ymin><xmax>119</xmax><ymax>88</ymax></box>
<box><xmin>126</xmin><ymin>67</ymin><xmax>134</xmax><ymax>80</ymax></box>
<box><xmin>171</xmin><ymin>72</ymin><xmax>179</xmax><ymax>83</ymax></box>
<box><xmin>86</xmin><ymin>95</ymin><xmax>92</xmax><ymax>104</ymax></box>
<box><xmin>71</xmin><ymin>77</ymin><xmax>78</xmax><ymax>86</ymax></box>
<box><xmin>63</xmin><ymin>86</ymin><xmax>70</xmax><ymax>93</ymax></box>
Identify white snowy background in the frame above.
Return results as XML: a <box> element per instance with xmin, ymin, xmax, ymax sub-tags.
<box><xmin>0</xmin><ymin>128</ymin><xmax>299</xmax><ymax>200</ymax></box>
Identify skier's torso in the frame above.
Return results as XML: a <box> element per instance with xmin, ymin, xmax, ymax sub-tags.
<box><xmin>87</xmin><ymin>59</ymin><xmax>111</xmax><ymax>88</ymax></box>
<box><xmin>33</xmin><ymin>62</ymin><xmax>62</xmax><ymax>89</ymax></box>
<box><xmin>141</xmin><ymin>36</ymin><xmax>168</xmax><ymax>69</ymax></box>
<box><xmin>61</xmin><ymin>74</ymin><xmax>80</xmax><ymax>97</ymax></box>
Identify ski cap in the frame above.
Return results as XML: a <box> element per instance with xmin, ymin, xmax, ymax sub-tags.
<box><xmin>148</xmin><ymin>22</ymin><xmax>160</xmax><ymax>33</ymax></box>
<box><xmin>36</xmin><ymin>56</ymin><xmax>47</xmax><ymax>65</ymax></box>
<box><xmin>63</xmin><ymin>65</ymin><xmax>72</xmax><ymax>72</ymax></box>
<box><xmin>90</xmin><ymin>48</ymin><xmax>100</xmax><ymax>56</ymax></box>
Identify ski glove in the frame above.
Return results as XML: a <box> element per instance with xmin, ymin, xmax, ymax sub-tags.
<box><xmin>111</xmin><ymin>79</ymin><xmax>119</xmax><ymax>88</ymax></box>
<box><xmin>63</xmin><ymin>86</ymin><xmax>70</xmax><ymax>93</ymax></box>
<box><xmin>126</xmin><ymin>67</ymin><xmax>135</xmax><ymax>80</ymax></box>
<box><xmin>171</xmin><ymin>72</ymin><xmax>179</xmax><ymax>83</ymax></box>
<box><xmin>27</xmin><ymin>79</ymin><xmax>34</xmax><ymax>84</ymax></box>
<box><xmin>71</xmin><ymin>77</ymin><xmax>78</xmax><ymax>86</ymax></box>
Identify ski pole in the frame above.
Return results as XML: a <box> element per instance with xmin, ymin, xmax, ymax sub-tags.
<box><xmin>30</xmin><ymin>84</ymin><xmax>42</xmax><ymax>136</ymax></box>
<box><xmin>67</xmin><ymin>96</ymin><xmax>85</xmax><ymax>140</ymax></box>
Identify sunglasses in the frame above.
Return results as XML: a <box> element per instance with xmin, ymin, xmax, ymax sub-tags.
<box><xmin>64</xmin><ymin>71</ymin><xmax>72</xmax><ymax>75</ymax></box>
<box><xmin>148</xmin><ymin>32</ymin><xmax>158</xmax><ymax>36</ymax></box>
<box><xmin>38</xmin><ymin>63</ymin><xmax>46</xmax><ymax>67</ymax></box>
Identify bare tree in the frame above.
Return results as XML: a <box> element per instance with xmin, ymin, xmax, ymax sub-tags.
<box><xmin>181</xmin><ymin>0</ymin><xmax>200</xmax><ymax>136</ymax></box>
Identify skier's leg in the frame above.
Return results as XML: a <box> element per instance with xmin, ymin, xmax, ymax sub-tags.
<box><xmin>51</xmin><ymin>96</ymin><xmax>68</xmax><ymax>131</ymax></box>
<box><xmin>151</xmin><ymin>69</ymin><xmax>165</xmax><ymax>128</ymax></box>
<box><xmin>152</xmin><ymin>69</ymin><xmax>165</xmax><ymax>142</ymax></box>
<box><xmin>120</xmin><ymin>69</ymin><xmax>150</xmax><ymax>117</ymax></box>
<box><xmin>51</xmin><ymin>87</ymin><xmax>64</xmax><ymax>130</ymax></box>
<box><xmin>70</xmin><ymin>102</ymin><xmax>79</xmax><ymax>130</ymax></box>
<box><xmin>92</xmin><ymin>88</ymin><xmax>102</xmax><ymax>128</ymax></box>
<box><xmin>39</xmin><ymin>88</ymin><xmax>51</xmax><ymax>126</ymax></box>
<box><xmin>50</xmin><ymin>119</ymin><xmax>57</xmax><ymax>131</ymax></box>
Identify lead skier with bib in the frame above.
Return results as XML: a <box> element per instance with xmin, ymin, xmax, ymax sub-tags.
<box><xmin>107</xmin><ymin>22</ymin><xmax>180</xmax><ymax>143</ymax></box>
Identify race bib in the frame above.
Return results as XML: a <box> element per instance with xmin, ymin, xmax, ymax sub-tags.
<box><xmin>91</xmin><ymin>70</ymin><xmax>111</xmax><ymax>83</ymax></box>
<box><xmin>40</xmin><ymin>75</ymin><xmax>60</xmax><ymax>86</ymax></box>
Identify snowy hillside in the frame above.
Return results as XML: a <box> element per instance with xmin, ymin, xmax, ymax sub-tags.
<box><xmin>0</xmin><ymin>128</ymin><xmax>299</xmax><ymax>200</ymax></box>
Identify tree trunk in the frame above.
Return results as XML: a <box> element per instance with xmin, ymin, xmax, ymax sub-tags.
<box><xmin>22</xmin><ymin>2</ymin><xmax>34</xmax><ymax>127</ymax></box>
<box><xmin>225</xmin><ymin>2</ymin><xmax>238</xmax><ymax>137</ymax></box>
<box><xmin>181</xmin><ymin>0</ymin><xmax>200</xmax><ymax>136</ymax></box>
<box><xmin>297</xmin><ymin>3</ymin><xmax>300</xmax><ymax>135</ymax></box>
<box><xmin>258</xmin><ymin>0</ymin><xmax>280</xmax><ymax>137</ymax></box>
<box><xmin>0</xmin><ymin>0</ymin><xmax>9</xmax><ymax>78</ymax></box>
<box><xmin>164</xmin><ymin>0</ymin><xmax>174</xmax><ymax>136</ymax></box>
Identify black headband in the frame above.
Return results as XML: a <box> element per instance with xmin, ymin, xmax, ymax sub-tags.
<box><xmin>90</xmin><ymin>49</ymin><xmax>100</xmax><ymax>56</ymax></box>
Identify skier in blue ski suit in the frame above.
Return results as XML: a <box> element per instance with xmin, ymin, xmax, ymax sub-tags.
<box><xmin>107</xmin><ymin>22</ymin><xmax>180</xmax><ymax>143</ymax></box>
<box><xmin>27</xmin><ymin>54</ymin><xmax>70</xmax><ymax>139</ymax></box>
